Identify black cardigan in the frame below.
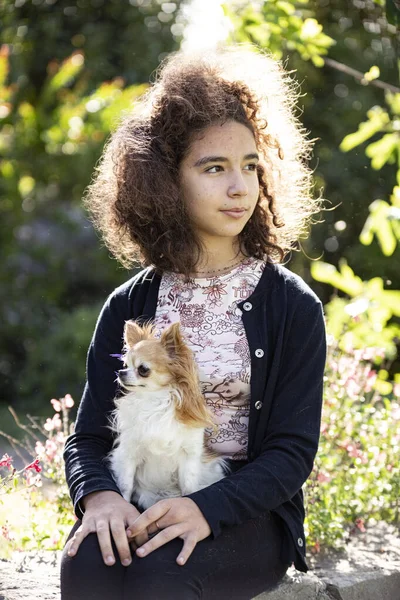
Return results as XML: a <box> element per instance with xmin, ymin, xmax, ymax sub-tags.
<box><xmin>63</xmin><ymin>261</ymin><xmax>326</xmax><ymax>572</ymax></box>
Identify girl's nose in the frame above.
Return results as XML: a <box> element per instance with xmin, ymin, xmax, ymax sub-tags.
<box><xmin>228</xmin><ymin>171</ymin><xmax>248</xmax><ymax>196</ymax></box>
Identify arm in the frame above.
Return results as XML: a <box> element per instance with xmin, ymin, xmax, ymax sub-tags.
<box><xmin>63</xmin><ymin>291</ymin><xmax>129</xmax><ymax>519</ymax></box>
<box><xmin>184</xmin><ymin>298</ymin><xmax>327</xmax><ymax>538</ymax></box>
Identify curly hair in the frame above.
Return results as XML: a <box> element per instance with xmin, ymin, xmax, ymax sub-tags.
<box><xmin>84</xmin><ymin>43</ymin><xmax>322</xmax><ymax>278</ymax></box>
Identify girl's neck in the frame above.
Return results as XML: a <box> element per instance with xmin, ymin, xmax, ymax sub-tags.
<box><xmin>191</xmin><ymin>242</ymin><xmax>247</xmax><ymax>278</ymax></box>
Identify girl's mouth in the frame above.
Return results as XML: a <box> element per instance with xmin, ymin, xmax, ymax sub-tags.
<box><xmin>220</xmin><ymin>209</ymin><xmax>247</xmax><ymax>219</ymax></box>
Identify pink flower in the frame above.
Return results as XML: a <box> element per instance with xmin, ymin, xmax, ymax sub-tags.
<box><xmin>51</xmin><ymin>398</ymin><xmax>62</xmax><ymax>412</ymax></box>
<box><xmin>35</xmin><ymin>441</ymin><xmax>45</xmax><ymax>457</ymax></box>
<box><xmin>317</xmin><ymin>471</ymin><xmax>331</xmax><ymax>483</ymax></box>
<box><xmin>355</xmin><ymin>518</ymin><xmax>366</xmax><ymax>532</ymax></box>
<box><xmin>346</xmin><ymin>443</ymin><xmax>368</xmax><ymax>464</ymax></box>
<box><xmin>24</xmin><ymin>470</ymin><xmax>42</xmax><ymax>487</ymax></box>
<box><xmin>394</xmin><ymin>384</ymin><xmax>400</xmax><ymax>399</ymax></box>
<box><xmin>1</xmin><ymin>524</ymin><xmax>14</xmax><ymax>541</ymax></box>
<box><xmin>64</xmin><ymin>394</ymin><xmax>74</xmax><ymax>408</ymax></box>
<box><xmin>365</xmin><ymin>369</ymin><xmax>377</xmax><ymax>392</ymax></box>
<box><xmin>0</xmin><ymin>453</ymin><xmax>13</xmax><ymax>470</ymax></box>
<box><xmin>50</xmin><ymin>529</ymin><xmax>61</xmax><ymax>545</ymax></box>
<box><xmin>44</xmin><ymin>413</ymin><xmax>62</xmax><ymax>431</ymax></box>
<box><xmin>391</xmin><ymin>403</ymin><xmax>400</xmax><ymax>421</ymax></box>
<box><xmin>25</xmin><ymin>458</ymin><xmax>42</xmax><ymax>473</ymax></box>
<box><xmin>345</xmin><ymin>377</ymin><xmax>361</xmax><ymax>400</ymax></box>
<box><xmin>45</xmin><ymin>439</ymin><xmax>58</xmax><ymax>461</ymax></box>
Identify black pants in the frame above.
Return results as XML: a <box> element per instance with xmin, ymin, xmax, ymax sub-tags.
<box><xmin>60</xmin><ymin>510</ymin><xmax>289</xmax><ymax>600</ymax></box>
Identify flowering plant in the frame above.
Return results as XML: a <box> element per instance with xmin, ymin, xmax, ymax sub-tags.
<box><xmin>0</xmin><ymin>394</ymin><xmax>76</xmax><ymax>558</ymax></box>
<box><xmin>305</xmin><ymin>334</ymin><xmax>400</xmax><ymax>554</ymax></box>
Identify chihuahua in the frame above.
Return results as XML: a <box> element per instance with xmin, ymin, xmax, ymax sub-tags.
<box><xmin>106</xmin><ymin>320</ymin><xmax>230</xmax><ymax>510</ymax></box>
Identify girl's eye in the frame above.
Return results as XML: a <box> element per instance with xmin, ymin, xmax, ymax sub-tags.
<box><xmin>137</xmin><ymin>364</ymin><xmax>150</xmax><ymax>378</ymax></box>
<box><xmin>206</xmin><ymin>163</ymin><xmax>258</xmax><ymax>173</ymax></box>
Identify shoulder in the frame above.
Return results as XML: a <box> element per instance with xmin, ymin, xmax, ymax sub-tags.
<box><xmin>110</xmin><ymin>266</ymin><xmax>157</xmax><ymax>300</ymax></box>
<box><xmin>100</xmin><ymin>266</ymin><xmax>158</xmax><ymax>318</ymax></box>
<box><xmin>268</xmin><ymin>262</ymin><xmax>322</xmax><ymax>308</ymax></box>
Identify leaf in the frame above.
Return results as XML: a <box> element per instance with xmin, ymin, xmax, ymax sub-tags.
<box><xmin>359</xmin><ymin>215</ymin><xmax>375</xmax><ymax>245</ymax></box>
<box><xmin>363</xmin><ymin>66</ymin><xmax>380</xmax><ymax>82</ymax></box>
<box><xmin>41</xmin><ymin>53</ymin><xmax>85</xmax><ymax>105</ymax></box>
<box><xmin>361</xmin><ymin>199</ymin><xmax>398</xmax><ymax>255</ymax></box>
<box><xmin>366</xmin><ymin>133</ymin><xmax>399</xmax><ymax>170</ymax></box>
<box><xmin>310</xmin><ymin>260</ymin><xmax>363</xmax><ymax>296</ymax></box>
<box><xmin>340</xmin><ymin>107</ymin><xmax>391</xmax><ymax>152</ymax></box>
<box><xmin>374</xmin><ymin>379</ymin><xmax>393</xmax><ymax>396</ymax></box>
<box><xmin>391</xmin><ymin>185</ymin><xmax>400</xmax><ymax>207</ymax></box>
<box><xmin>0</xmin><ymin>46</ymin><xmax>10</xmax><ymax>88</ymax></box>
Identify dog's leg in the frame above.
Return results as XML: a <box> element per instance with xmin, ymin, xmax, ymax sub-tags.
<box><xmin>178</xmin><ymin>452</ymin><xmax>202</xmax><ymax>495</ymax></box>
<box><xmin>108</xmin><ymin>446</ymin><xmax>137</xmax><ymax>503</ymax></box>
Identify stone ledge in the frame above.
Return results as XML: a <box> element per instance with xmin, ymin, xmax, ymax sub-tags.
<box><xmin>0</xmin><ymin>522</ymin><xmax>399</xmax><ymax>600</ymax></box>
<box><xmin>253</xmin><ymin>568</ymin><xmax>400</xmax><ymax>600</ymax></box>
<box><xmin>255</xmin><ymin>520</ymin><xmax>400</xmax><ymax>600</ymax></box>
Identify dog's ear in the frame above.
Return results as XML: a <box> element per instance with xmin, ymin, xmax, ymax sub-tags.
<box><xmin>124</xmin><ymin>320</ymin><xmax>149</xmax><ymax>348</ymax></box>
<box><xmin>160</xmin><ymin>322</ymin><xmax>183</xmax><ymax>358</ymax></box>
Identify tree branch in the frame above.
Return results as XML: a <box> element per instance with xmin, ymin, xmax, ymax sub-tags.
<box><xmin>324</xmin><ymin>57</ymin><xmax>400</xmax><ymax>94</ymax></box>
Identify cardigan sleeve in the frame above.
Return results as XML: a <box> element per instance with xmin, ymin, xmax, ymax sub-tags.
<box><xmin>63</xmin><ymin>290</ymin><xmax>129</xmax><ymax>520</ymax></box>
<box><xmin>185</xmin><ymin>296</ymin><xmax>327</xmax><ymax>538</ymax></box>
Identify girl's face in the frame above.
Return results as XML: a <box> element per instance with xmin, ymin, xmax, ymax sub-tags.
<box><xmin>178</xmin><ymin>120</ymin><xmax>260</xmax><ymax>247</ymax></box>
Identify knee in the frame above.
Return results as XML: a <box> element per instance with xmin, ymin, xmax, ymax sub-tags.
<box><xmin>62</xmin><ymin>532</ymin><xmax>105</xmax><ymax>572</ymax></box>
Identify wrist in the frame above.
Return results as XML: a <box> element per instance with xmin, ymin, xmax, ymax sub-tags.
<box><xmin>81</xmin><ymin>490</ymin><xmax>121</xmax><ymax>510</ymax></box>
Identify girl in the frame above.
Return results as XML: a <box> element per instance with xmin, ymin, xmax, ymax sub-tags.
<box><xmin>61</xmin><ymin>44</ymin><xmax>326</xmax><ymax>599</ymax></box>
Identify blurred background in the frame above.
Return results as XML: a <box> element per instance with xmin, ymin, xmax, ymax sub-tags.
<box><xmin>0</xmin><ymin>0</ymin><xmax>399</xmax><ymax>437</ymax></box>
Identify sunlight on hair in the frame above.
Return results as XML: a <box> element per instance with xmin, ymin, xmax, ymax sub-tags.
<box><xmin>180</xmin><ymin>0</ymin><xmax>232</xmax><ymax>51</ymax></box>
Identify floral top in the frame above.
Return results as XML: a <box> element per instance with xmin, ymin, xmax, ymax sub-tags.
<box><xmin>153</xmin><ymin>256</ymin><xmax>266</xmax><ymax>461</ymax></box>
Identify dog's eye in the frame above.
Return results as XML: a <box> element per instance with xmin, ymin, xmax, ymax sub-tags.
<box><xmin>137</xmin><ymin>364</ymin><xmax>150</xmax><ymax>378</ymax></box>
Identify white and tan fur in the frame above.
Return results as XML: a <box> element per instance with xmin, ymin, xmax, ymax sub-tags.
<box><xmin>106</xmin><ymin>320</ymin><xmax>229</xmax><ymax>510</ymax></box>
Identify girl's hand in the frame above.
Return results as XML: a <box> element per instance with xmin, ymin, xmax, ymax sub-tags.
<box><xmin>66</xmin><ymin>490</ymin><xmax>150</xmax><ymax>566</ymax></box>
<box><xmin>126</xmin><ymin>497</ymin><xmax>212</xmax><ymax>566</ymax></box>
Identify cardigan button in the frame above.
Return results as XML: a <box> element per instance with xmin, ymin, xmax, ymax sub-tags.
<box><xmin>297</xmin><ymin>537</ymin><xmax>304</xmax><ymax>547</ymax></box>
<box><xmin>255</xmin><ymin>400</ymin><xmax>263</xmax><ymax>410</ymax></box>
<box><xmin>243</xmin><ymin>302</ymin><xmax>252</xmax><ymax>311</ymax></box>
<box><xmin>255</xmin><ymin>348</ymin><xmax>264</xmax><ymax>358</ymax></box>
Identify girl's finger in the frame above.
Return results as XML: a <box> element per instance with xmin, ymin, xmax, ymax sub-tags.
<box><xmin>176</xmin><ymin>534</ymin><xmax>198</xmax><ymax>566</ymax></box>
<box><xmin>67</xmin><ymin>524</ymin><xmax>87</xmax><ymax>557</ymax></box>
<box><xmin>135</xmin><ymin>523</ymin><xmax>185</xmax><ymax>558</ymax></box>
<box><xmin>109</xmin><ymin>520</ymin><xmax>133</xmax><ymax>566</ymax></box>
<box><xmin>96</xmin><ymin>521</ymin><xmax>117</xmax><ymax>566</ymax></box>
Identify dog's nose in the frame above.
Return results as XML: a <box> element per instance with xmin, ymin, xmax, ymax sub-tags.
<box><xmin>118</xmin><ymin>369</ymin><xmax>129</xmax><ymax>380</ymax></box>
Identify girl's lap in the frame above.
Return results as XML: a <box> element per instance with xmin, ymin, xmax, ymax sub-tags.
<box><xmin>60</xmin><ymin>511</ymin><xmax>289</xmax><ymax>599</ymax></box>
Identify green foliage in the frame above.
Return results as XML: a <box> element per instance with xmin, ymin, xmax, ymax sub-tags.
<box><xmin>340</xmin><ymin>92</ymin><xmax>400</xmax><ymax>256</ymax></box>
<box><xmin>359</xmin><ymin>195</ymin><xmax>400</xmax><ymax>256</ymax></box>
<box><xmin>340</xmin><ymin>91</ymin><xmax>399</xmax><ymax>173</ymax></box>
<box><xmin>223</xmin><ymin>0</ymin><xmax>335</xmax><ymax>65</ymax></box>
<box><xmin>311</xmin><ymin>259</ymin><xmax>400</xmax><ymax>365</ymax></box>
<box><xmin>0</xmin><ymin>1</ymin><xmax>179</xmax><ymax>409</ymax></box>
<box><xmin>0</xmin><ymin>46</ymin><xmax>145</xmax><ymax>407</ymax></box>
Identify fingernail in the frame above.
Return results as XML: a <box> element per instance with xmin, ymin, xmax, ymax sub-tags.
<box><xmin>137</xmin><ymin>548</ymin><xmax>145</xmax><ymax>556</ymax></box>
<box><xmin>122</xmin><ymin>558</ymin><xmax>131</xmax><ymax>566</ymax></box>
<box><xmin>126</xmin><ymin>530</ymin><xmax>132</xmax><ymax>537</ymax></box>
<box><xmin>68</xmin><ymin>549</ymin><xmax>75</xmax><ymax>556</ymax></box>
<box><xmin>106</xmin><ymin>556</ymin><xmax>115</xmax><ymax>565</ymax></box>
<box><xmin>178</xmin><ymin>556</ymin><xmax>185</xmax><ymax>564</ymax></box>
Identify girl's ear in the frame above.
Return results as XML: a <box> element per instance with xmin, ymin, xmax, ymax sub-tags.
<box><xmin>124</xmin><ymin>320</ymin><xmax>148</xmax><ymax>348</ymax></box>
<box><xmin>160</xmin><ymin>322</ymin><xmax>183</xmax><ymax>358</ymax></box>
